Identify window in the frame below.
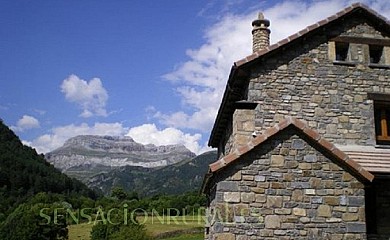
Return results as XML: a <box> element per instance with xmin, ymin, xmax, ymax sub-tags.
<box><xmin>335</xmin><ymin>42</ymin><xmax>349</xmax><ymax>61</ymax></box>
<box><xmin>369</xmin><ymin>45</ymin><xmax>384</xmax><ymax>64</ymax></box>
<box><xmin>374</xmin><ymin>101</ymin><xmax>390</xmax><ymax>145</ymax></box>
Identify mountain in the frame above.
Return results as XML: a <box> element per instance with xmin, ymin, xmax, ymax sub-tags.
<box><xmin>87</xmin><ymin>150</ymin><xmax>217</xmax><ymax>196</ymax></box>
<box><xmin>0</xmin><ymin>120</ymin><xmax>97</xmax><ymax>221</ymax></box>
<box><xmin>45</xmin><ymin>135</ymin><xmax>217</xmax><ymax>196</ymax></box>
<box><xmin>45</xmin><ymin>135</ymin><xmax>196</xmax><ymax>181</ymax></box>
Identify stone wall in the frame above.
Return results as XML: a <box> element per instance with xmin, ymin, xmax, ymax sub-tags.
<box><xmin>206</xmin><ymin>128</ymin><xmax>366</xmax><ymax>239</ymax></box>
<box><xmin>223</xmin><ymin>16</ymin><xmax>390</xmax><ymax>155</ymax></box>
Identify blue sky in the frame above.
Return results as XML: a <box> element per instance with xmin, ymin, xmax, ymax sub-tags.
<box><xmin>1</xmin><ymin>0</ymin><xmax>389</xmax><ymax>154</ymax></box>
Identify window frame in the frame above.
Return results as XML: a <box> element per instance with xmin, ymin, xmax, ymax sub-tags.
<box><xmin>335</xmin><ymin>42</ymin><xmax>350</xmax><ymax>62</ymax></box>
<box><xmin>368</xmin><ymin>93</ymin><xmax>390</xmax><ymax>146</ymax></box>
<box><xmin>369</xmin><ymin>45</ymin><xmax>384</xmax><ymax>64</ymax></box>
<box><xmin>329</xmin><ymin>36</ymin><xmax>390</xmax><ymax>68</ymax></box>
<box><xmin>374</xmin><ymin>101</ymin><xmax>390</xmax><ymax>144</ymax></box>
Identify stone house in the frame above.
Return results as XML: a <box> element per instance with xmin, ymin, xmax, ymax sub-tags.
<box><xmin>201</xmin><ymin>3</ymin><xmax>390</xmax><ymax>240</ymax></box>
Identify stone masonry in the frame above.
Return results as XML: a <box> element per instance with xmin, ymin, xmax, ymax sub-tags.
<box><xmin>224</xmin><ymin>14</ymin><xmax>390</xmax><ymax>155</ymax></box>
<box><xmin>206</xmin><ymin>127</ymin><xmax>366</xmax><ymax>239</ymax></box>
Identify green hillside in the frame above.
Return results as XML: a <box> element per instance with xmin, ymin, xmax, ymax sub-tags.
<box><xmin>0</xmin><ymin>119</ymin><xmax>97</xmax><ymax>221</ymax></box>
<box><xmin>88</xmin><ymin>151</ymin><xmax>217</xmax><ymax>196</ymax></box>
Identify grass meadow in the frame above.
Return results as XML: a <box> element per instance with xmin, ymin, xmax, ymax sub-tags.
<box><xmin>68</xmin><ymin>215</ymin><xmax>205</xmax><ymax>240</ymax></box>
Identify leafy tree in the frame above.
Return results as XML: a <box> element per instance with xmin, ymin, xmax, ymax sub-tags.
<box><xmin>0</xmin><ymin>202</ymin><xmax>67</xmax><ymax>240</ymax></box>
<box><xmin>111</xmin><ymin>187</ymin><xmax>128</xmax><ymax>201</ymax></box>
<box><xmin>91</xmin><ymin>202</ymin><xmax>149</xmax><ymax>240</ymax></box>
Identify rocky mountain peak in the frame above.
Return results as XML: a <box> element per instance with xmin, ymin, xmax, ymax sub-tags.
<box><xmin>45</xmin><ymin>135</ymin><xmax>196</xmax><ymax>171</ymax></box>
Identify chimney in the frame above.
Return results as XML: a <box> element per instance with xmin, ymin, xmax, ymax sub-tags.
<box><xmin>252</xmin><ymin>12</ymin><xmax>270</xmax><ymax>52</ymax></box>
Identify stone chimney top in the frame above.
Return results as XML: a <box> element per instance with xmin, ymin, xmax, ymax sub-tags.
<box><xmin>252</xmin><ymin>12</ymin><xmax>270</xmax><ymax>52</ymax></box>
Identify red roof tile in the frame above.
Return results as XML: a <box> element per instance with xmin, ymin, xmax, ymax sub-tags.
<box><xmin>338</xmin><ymin>145</ymin><xmax>390</xmax><ymax>173</ymax></box>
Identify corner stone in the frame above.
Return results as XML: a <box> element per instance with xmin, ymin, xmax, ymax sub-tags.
<box><xmin>224</xmin><ymin>192</ymin><xmax>240</xmax><ymax>203</ymax></box>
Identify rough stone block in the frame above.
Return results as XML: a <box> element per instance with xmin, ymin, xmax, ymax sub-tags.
<box><xmin>311</xmin><ymin>196</ymin><xmax>323</xmax><ymax>204</ymax></box>
<box><xmin>275</xmin><ymin>208</ymin><xmax>291</xmax><ymax>215</ymax></box>
<box><xmin>300</xmin><ymin>217</ymin><xmax>310</xmax><ymax>223</ymax></box>
<box><xmin>292</xmin><ymin>189</ymin><xmax>303</xmax><ymax>201</ymax></box>
<box><xmin>215</xmin><ymin>233</ymin><xmax>236</xmax><ymax>240</ymax></box>
<box><xmin>346</xmin><ymin>222</ymin><xmax>366</xmax><ymax>233</ymax></box>
<box><xmin>291</xmin><ymin>182</ymin><xmax>310</xmax><ymax>189</ymax></box>
<box><xmin>342</xmin><ymin>213</ymin><xmax>359</xmax><ymax>221</ymax></box>
<box><xmin>255</xmin><ymin>194</ymin><xmax>266</xmax><ymax>203</ymax></box>
<box><xmin>251</xmin><ymin>187</ymin><xmax>265</xmax><ymax>194</ymax></box>
<box><xmin>293</xmin><ymin>208</ymin><xmax>307</xmax><ymax>216</ymax></box>
<box><xmin>260</xmin><ymin>229</ymin><xmax>274</xmax><ymax>237</ymax></box>
<box><xmin>231</xmin><ymin>171</ymin><xmax>242</xmax><ymax>181</ymax></box>
<box><xmin>304</xmin><ymin>154</ymin><xmax>317</xmax><ymax>162</ymax></box>
<box><xmin>217</xmin><ymin>181</ymin><xmax>239</xmax><ymax>192</ymax></box>
<box><xmin>324</xmin><ymin>196</ymin><xmax>339</xmax><ymax>206</ymax></box>
<box><xmin>234</xmin><ymin>204</ymin><xmax>250</xmax><ymax>216</ymax></box>
<box><xmin>242</xmin><ymin>175</ymin><xmax>254</xmax><ymax>181</ymax></box>
<box><xmin>317</xmin><ymin>205</ymin><xmax>332</xmax><ymax>217</ymax></box>
<box><xmin>224</xmin><ymin>192</ymin><xmax>240</xmax><ymax>203</ymax></box>
<box><xmin>266</xmin><ymin>196</ymin><xmax>283</xmax><ymax>208</ymax></box>
<box><xmin>292</xmin><ymin>139</ymin><xmax>305</xmax><ymax>149</ymax></box>
<box><xmin>265</xmin><ymin>215</ymin><xmax>281</xmax><ymax>229</ymax></box>
<box><xmin>241</xmin><ymin>192</ymin><xmax>255</xmax><ymax>203</ymax></box>
<box><xmin>285</xmin><ymin>160</ymin><xmax>299</xmax><ymax>168</ymax></box>
<box><xmin>274</xmin><ymin>230</ymin><xmax>286</xmax><ymax>235</ymax></box>
<box><xmin>326</xmin><ymin>217</ymin><xmax>342</xmax><ymax>223</ymax></box>
<box><xmin>255</xmin><ymin>175</ymin><xmax>265</xmax><ymax>182</ymax></box>
<box><xmin>299</xmin><ymin>163</ymin><xmax>312</xmax><ymax>170</ymax></box>
<box><xmin>348</xmin><ymin>196</ymin><xmax>364</xmax><ymax>207</ymax></box>
<box><xmin>234</xmin><ymin>216</ymin><xmax>245</xmax><ymax>223</ymax></box>
<box><xmin>271</xmin><ymin>155</ymin><xmax>285</xmax><ymax>167</ymax></box>
<box><xmin>305</xmin><ymin>189</ymin><xmax>316</xmax><ymax>195</ymax></box>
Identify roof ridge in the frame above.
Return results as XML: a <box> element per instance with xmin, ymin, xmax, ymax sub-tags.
<box><xmin>234</xmin><ymin>3</ymin><xmax>390</xmax><ymax>67</ymax></box>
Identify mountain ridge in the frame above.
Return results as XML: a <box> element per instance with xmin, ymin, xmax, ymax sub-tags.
<box><xmin>46</xmin><ymin>135</ymin><xmax>196</xmax><ymax>171</ymax></box>
<box><xmin>87</xmin><ymin>150</ymin><xmax>217</xmax><ymax>196</ymax></box>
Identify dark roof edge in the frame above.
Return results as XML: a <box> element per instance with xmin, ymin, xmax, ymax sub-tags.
<box><xmin>208</xmin><ymin>64</ymin><xmax>241</xmax><ymax>147</ymax></box>
<box><xmin>202</xmin><ymin>117</ymin><xmax>375</xmax><ymax>194</ymax></box>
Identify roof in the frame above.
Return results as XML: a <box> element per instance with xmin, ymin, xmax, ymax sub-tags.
<box><xmin>208</xmin><ymin>3</ymin><xmax>390</xmax><ymax>148</ymax></box>
<box><xmin>338</xmin><ymin>145</ymin><xmax>390</xmax><ymax>173</ymax></box>
<box><xmin>202</xmin><ymin>117</ymin><xmax>375</xmax><ymax>193</ymax></box>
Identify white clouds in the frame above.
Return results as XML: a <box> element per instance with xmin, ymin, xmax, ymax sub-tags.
<box><xmin>126</xmin><ymin>124</ymin><xmax>210</xmax><ymax>155</ymax></box>
<box><xmin>161</xmin><ymin>13</ymin><xmax>252</xmax><ymax>132</ymax></box>
<box><xmin>159</xmin><ymin>0</ymin><xmax>390</xmax><ymax>136</ymax></box>
<box><xmin>12</xmin><ymin>115</ymin><xmax>40</xmax><ymax>132</ymax></box>
<box><xmin>28</xmin><ymin>121</ymin><xmax>210</xmax><ymax>155</ymax></box>
<box><xmin>30</xmin><ymin>122</ymin><xmax>127</xmax><ymax>153</ymax></box>
<box><xmin>61</xmin><ymin>74</ymin><xmax>109</xmax><ymax>118</ymax></box>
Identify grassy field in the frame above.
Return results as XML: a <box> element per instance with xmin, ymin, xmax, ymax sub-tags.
<box><xmin>68</xmin><ymin>223</ymin><xmax>92</xmax><ymax>240</ymax></box>
<box><xmin>162</xmin><ymin>233</ymin><xmax>204</xmax><ymax>240</ymax></box>
<box><xmin>68</xmin><ymin>215</ymin><xmax>205</xmax><ymax>240</ymax></box>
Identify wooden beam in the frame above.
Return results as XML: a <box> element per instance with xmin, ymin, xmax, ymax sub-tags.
<box><xmin>367</xmin><ymin>92</ymin><xmax>390</xmax><ymax>101</ymax></box>
<box><xmin>330</xmin><ymin>36</ymin><xmax>390</xmax><ymax>46</ymax></box>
